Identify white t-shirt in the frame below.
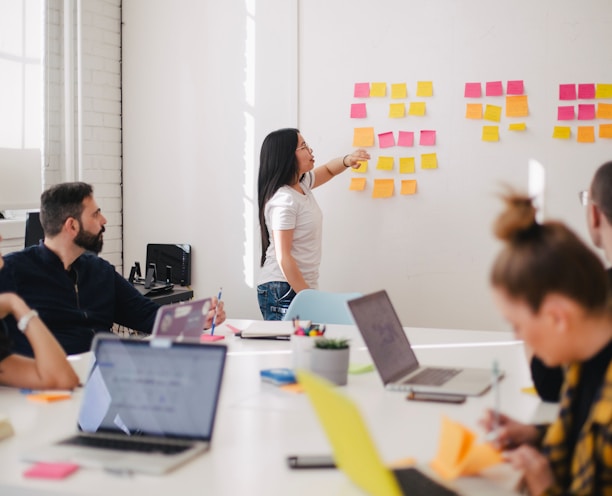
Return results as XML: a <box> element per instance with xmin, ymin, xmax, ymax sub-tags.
<box><xmin>258</xmin><ymin>171</ymin><xmax>322</xmax><ymax>289</ymax></box>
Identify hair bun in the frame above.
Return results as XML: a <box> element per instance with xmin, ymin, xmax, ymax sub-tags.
<box><xmin>493</xmin><ymin>191</ymin><xmax>538</xmax><ymax>242</ymax></box>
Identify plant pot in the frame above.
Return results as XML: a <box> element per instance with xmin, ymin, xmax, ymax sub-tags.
<box><xmin>310</xmin><ymin>347</ymin><xmax>350</xmax><ymax>386</ymax></box>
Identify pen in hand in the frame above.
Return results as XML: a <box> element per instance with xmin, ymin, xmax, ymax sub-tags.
<box><xmin>210</xmin><ymin>287</ymin><xmax>222</xmax><ymax>336</ymax></box>
<box><xmin>486</xmin><ymin>359</ymin><xmax>501</xmax><ymax>442</ymax></box>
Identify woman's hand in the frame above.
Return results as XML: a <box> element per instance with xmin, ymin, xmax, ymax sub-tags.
<box><xmin>506</xmin><ymin>445</ymin><xmax>554</xmax><ymax>496</ymax></box>
<box><xmin>479</xmin><ymin>409</ymin><xmax>540</xmax><ymax>449</ymax></box>
<box><xmin>0</xmin><ymin>293</ymin><xmax>26</xmax><ymax>319</ymax></box>
<box><xmin>345</xmin><ymin>149</ymin><xmax>371</xmax><ymax>168</ymax></box>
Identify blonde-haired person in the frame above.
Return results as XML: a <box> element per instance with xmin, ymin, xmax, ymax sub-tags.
<box><xmin>0</xmin><ymin>237</ymin><xmax>78</xmax><ymax>389</ymax></box>
<box><xmin>480</xmin><ymin>193</ymin><xmax>612</xmax><ymax>495</ymax></box>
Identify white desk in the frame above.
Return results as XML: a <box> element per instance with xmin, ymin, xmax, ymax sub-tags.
<box><xmin>0</xmin><ymin>321</ymin><xmax>558</xmax><ymax>495</ymax></box>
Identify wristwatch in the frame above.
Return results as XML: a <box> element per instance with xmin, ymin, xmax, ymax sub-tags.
<box><xmin>17</xmin><ymin>309</ymin><xmax>39</xmax><ymax>333</ymax></box>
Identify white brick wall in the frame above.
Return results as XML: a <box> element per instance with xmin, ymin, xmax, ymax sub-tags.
<box><xmin>44</xmin><ymin>0</ymin><xmax>123</xmax><ymax>271</ymax></box>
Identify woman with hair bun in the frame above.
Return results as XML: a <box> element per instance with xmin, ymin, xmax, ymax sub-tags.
<box><xmin>480</xmin><ymin>191</ymin><xmax>612</xmax><ymax>495</ymax></box>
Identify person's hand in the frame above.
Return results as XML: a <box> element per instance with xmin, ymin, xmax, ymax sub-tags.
<box><xmin>204</xmin><ymin>298</ymin><xmax>225</xmax><ymax>329</ymax></box>
<box><xmin>0</xmin><ymin>292</ymin><xmax>25</xmax><ymax>319</ymax></box>
<box><xmin>479</xmin><ymin>409</ymin><xmax>540</xmax><ymax>450</ymax></box>
<box><xmin>505</xmin><ymin>445</ymin><xmax>554</xmax><ymax>496</ymax></box>
<box><xmin>345</xmin><ymin>149</ymin><xmax>371</xmax><ymax>168</ymax></box>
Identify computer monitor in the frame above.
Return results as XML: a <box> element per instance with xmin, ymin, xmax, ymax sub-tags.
<box><xmin>24</xmin><ymin>211</ymin><xmax>44</xmax><ymax>248</ymax></box>
<box><xmin>145</xmin><ymin>243</ymin><xmax>192</xmax><ymax>286</ymax></box>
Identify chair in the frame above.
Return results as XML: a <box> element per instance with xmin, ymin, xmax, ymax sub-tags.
<box><xmin>283</xmin><ymin>289</ymin><xmax>363</xmax><ymax>325</ymax></box>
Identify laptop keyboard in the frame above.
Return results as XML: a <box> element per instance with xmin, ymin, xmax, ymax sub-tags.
<box><xmin>393</xmin><ymin>467</ymin><xmax>459</xmax><ymax>496</ymax></box>
<box><xmin>403</xmin><ymin>367</ymin><xmax>461</xmax><ymax>386</ymax></box>
<box><xmin>60</xmin><ymin>435</ymin><xmax>191</xmax><ymax>455</ymax></box>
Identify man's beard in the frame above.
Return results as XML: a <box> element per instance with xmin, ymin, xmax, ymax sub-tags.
<box><xmin>74</xmin><ymin>225</ymin><xmax>105</xmax><ymax>254</ymax></box>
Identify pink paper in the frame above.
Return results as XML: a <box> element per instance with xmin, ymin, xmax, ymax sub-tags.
<box><xmin>350</xmin><ymin>103</ymin><xmax>367</xmax><ymax>118</ymax></box>
<box><xmin>485</xmin><ymin>81</ymin><xmax>503</xmax><ymax>96</ymax></box>
<box><xmin>578</xmin><ymin>104</ymin><xmax>596</xmax><ymax>120</ymax></box>
<box><xmin>506</xmin><ymin>80</ymin><xmax>524</xmax><ymax>95</ymax></box>
<box><xmin>354</xmin><ymin>82</ymin><xmax>370</xmax><ymax>98</ymax></box>
<box><xmin>559</xmin><ymin>84</ymin><xmax>577</xmax><ymax>100</ymax></box>
<box><xmin>557</xmin><ymin>106</ymin><xmax>575</xmax><ymax>120</ymax></box>
<box><xmin>464</xmin><ymin>82</ymin><xmax>481</xmax><ymax>98</ymax></box>
<box><xmin>378</xmin><ymin>131</ymin><xmax>395</xmax><ymax>148</ymax></box>
<box><xmin>397</xmin><ymin>131</ymin><xmax>414</xmax><ymax>147</ymax></box>
<box><xmin>578</xmin><ymin>83</ymin><xmax>595</xmax><ymax>99</ymax></box>
<box><xmin>24</xmin><ymin>462</ymin><xmax>79</xmax><ymax>479</ymax></box>
<box><xmin>419</xmin><ymin>130</ymin><xmax>436</xmax><ymax>146</ymax></box>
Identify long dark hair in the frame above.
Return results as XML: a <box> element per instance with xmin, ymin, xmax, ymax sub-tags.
<box><xmin>258</xmin><ymin>128</ymin><xmax>300</xmax><ymax>267</ymax></box>
<box><xmin>592</xmin><ymin>160</ymin><xmax>612</xmax><ymax>223</ymax></box>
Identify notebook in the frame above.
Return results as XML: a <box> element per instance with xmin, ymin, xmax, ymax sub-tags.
<box><xmin>239</xmin><ymin>320</ymin><xmax>293</xmax><ymax>339</ymax></box>
<box><xmin>347</xmin><ymin>290</ymin><xmax>500</xmax><ymax>396</ymax></box>
<box><xmin>151</xmin><ymin>297</ymin><xmax>212</xmax><ymax>341</ymax></box>
<box><xmin>297</xmin><ymin>370</ymin><xmax>459</xmax><ymax>496</ymax></box>
<box><xmin>22</xmin><ymin>335</ymin><xmax>227</xmax><ymax>475</ymax></box>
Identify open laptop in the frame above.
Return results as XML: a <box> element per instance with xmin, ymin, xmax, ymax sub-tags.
<box><xmin>297</xmin><ymin>370</ymin><xmax>459</xmax><ymax>496</ymax></box>
<box><xmin>22</xmin><ymin>335</ymin><xmax>227</xmax><ymax>475</ymax></box>
<box><xmin>151</xmin><ymin>297</ymin><xmax>211</xmax><ymax>341</ymax></box>
<box><xmin>347</xmin><ymin>290</ymin><xmax>500</xmax><ymax>396</ymax></box>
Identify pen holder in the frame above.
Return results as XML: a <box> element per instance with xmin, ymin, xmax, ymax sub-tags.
<box><xmin>291</xmin><ymin>335</ymin><xmax>318</xmax><ymax>371</ymax></box>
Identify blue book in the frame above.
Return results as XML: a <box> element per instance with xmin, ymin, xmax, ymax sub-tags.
<box><xmin>260</xmin><ymin>368</ymin><xmax>297</xmax><ymax>386</ymax></box>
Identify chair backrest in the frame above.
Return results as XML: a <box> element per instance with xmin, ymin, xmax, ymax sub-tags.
<box><xmin>283</xmin><ymin>289</ymin><xmax>363</xmax><ymax>325</ymax></box>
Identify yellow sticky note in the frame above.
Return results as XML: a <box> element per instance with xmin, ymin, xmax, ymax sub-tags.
<box><xmin>600</xmin><ymin>124</ymin><xmax>612</xmax><ymax>138</ymax></box>
<box><xmin>465</xmin><ymin>103</ymin><xmax>483</xmax><ymax>119</ymax></box>
<box><xmin>596</xmin><ymin>83</ymin><xmax>612</xmax><ymax>99</ymax></box>
<box><xmin>399</xmin><ymin>157</ymin><xmax>416</xmax><ymax>174</ymax></box>
<box><xmin>482</xmin><ymin>125</ymin><xmax>499</xmax><ymax>142</ymax></box>
<box><xmin>370</xmin><ymin>82</ymin><xmax>387</xmax><ymax>97</ymax></box>
<box><xmin>353</xmin><ymin>127</ymin><xmax>375</xmax><ymax>147</ymax></box>
<box><xmin>521</xmin><ymin>386</ymin><xmax>537</xmax><ymax>395</ymax></box>
<box><xmin>597</xmin><ymin>103</ymin><xmax>612</xmax><ymax>119</ymax></box>
<box><xmin>372</xmin><ymin>179</ymin><xmax>394</xmax><ymax>198</ymax></box>
<box><xmin>553</xmin><ymin>126</ymin><xmax>571</xmax><ymax>139</ymax></box>
<box><xmin>400</xmin><ymin>180</ymin><xmax>417</xmax><ymax>195</ymax></box>
<box><xmin>389</xmin><ymin>103</ymin><xmax>406</xmax><ymax>118</ymax></box>
<box><xmin>421</xmin><ymin>153</ymin><xmax>438</xmax><ymax>169</ymax></box>
<box><xmin>416</xmin><ymin>81</ymin><xmax>433</xmax><ymax>97</ymax></box>
<box><xmin>577</xmin><ymin>126</ymin><xmax>595</xmax><ymax>143</ymax></box>
<box><xmin>280</xmin><ymin>383</ymin><xmax>304</xmax><ymax>394</ymax></box>
<box><xmin>408</xmin><ymin>101</ymin><xmax>426</xmax><ymax>116</ymax></box>
<box><xmin>483</xmin><ymin>104</ymin><xmax>502</xmax><ymax>122</ymax></box>
<box><xmin>505</xmin><ymin>95</ymin><xmax>529</xmax><ymax>117</ymax></box>
<box><xmin>27</xmin><ymin>392</ymin><xmax>72</xmax><ymax>403</ymax></box>
<box><xmin>376</xmin><ymin>156</ymin><xmax>394</xmax><ymax>171</ymax></box>
<box><xmin>509</xmin><ymin>122</ymin><xmax>526</xmax><ymax>131</ymax></box>
<box><xmin>349</xmin><ymin>177</ymin><xmax>367</xmax><ymax>191</ymax></box>
<box><xmin>353</xmin><ymin>160</ymin><xmax>368</xmax><ymax>173</ymax></box>
<box><xmin>391</xmin><ymin>83</ymin><xmax>407</xmax><ymax>99</ymax></box>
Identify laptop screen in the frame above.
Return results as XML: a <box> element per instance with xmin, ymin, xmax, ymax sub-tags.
<box><xmin>78</xmin><ymin>337</ymin><xmax>226</xmax><ymax>441</ymax></box>
<box><xmin>348</xmin><ymin>290</ymin><xmax>420</xmax><ymax>383</ymax></box>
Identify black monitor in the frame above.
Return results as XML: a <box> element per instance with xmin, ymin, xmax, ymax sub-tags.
<box><xmin>145</xmin><ymin>243</ymin><xmax>191</xmax><ymax>286</ymax></box>
<box><xmin>24</xmin><ymin>211</ymin><xmax>44</xmax><ymax>248</ymax></box>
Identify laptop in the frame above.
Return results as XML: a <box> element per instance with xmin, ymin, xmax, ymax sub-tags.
<box><xmin>151</xmin><ymin>297</ymin><xmax>212</xmax><ymax>341</ymax></box>
<box><xmin>297</xmin><ymin>370</ymin><xmax>459</xmax><ymax>496</ymax></box>
<box><xmin>22</xmin><ymin>335</ymin><xmax>227</xmax><ymax>475</ymax></box>
<box><xmin>347</xmin><ymin>290</ymin><xmax>500</xmax><ymax>396</ymax></box>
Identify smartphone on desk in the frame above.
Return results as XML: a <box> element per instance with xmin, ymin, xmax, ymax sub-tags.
<box><xmin>406</xmin><ymin>390</ymin><xmax>466</xmax><ymax>404</ymax></box>
<box><xmin>287</xmin><ymin>455</ymin><xmax>336</xmax><ymax>469</ymax></box>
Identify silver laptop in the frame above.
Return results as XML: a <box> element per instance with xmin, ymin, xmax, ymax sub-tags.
<box><xmin>151</xmin><ymin>297</ymin><xmax>211</xmax><ymax>341</ymax></box>
<box><xmin>22</xmin><ymin>335</ymin><xmax>227</xmax><ymax>475</ymax></box>
<box><xmin>347</xmin><ymin>290</ymin><xmax>500</xmax><ymax>396</ymax></box>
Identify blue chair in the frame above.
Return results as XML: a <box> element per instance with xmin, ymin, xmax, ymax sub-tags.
<box><xmin>283</xmin><ymin>289</ymin><xmax>363</xmax><ymax>325</ymax></box>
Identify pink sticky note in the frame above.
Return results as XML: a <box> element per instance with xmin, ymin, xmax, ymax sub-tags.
<box><xmin>559</xmin><ymin>84</ymin><xmax>577</xmax><ymax>100</ymax></box>
<box><xmin>200</xmin><ymin>334</ymin><xmax>225</xmax><ymax>342</ymax></box>
<box><xmin>350</xmin><ymin>103</ymin><xmax>367</xmax><ymax>118</ymax></box>
<box><xmin>557</xmin><ymin>106</ymin><xmax>575</xmax><ymax>120</ymax></box>
<box><xmin>578</xmin><ymin>104</ymin><xmax>596</xmax><ymax>120</ymax></box>
<box><xmin>578</xmin><ymin>83</ymin><xmax>596</xmax><ymax>99</ymax></box>
<box><xmin>24</xmin><ymin>462</ymin><xmax>79</xmax><ymax>479</ymax></box>
<box><xmin>397</xmin><ymin>131</ymin><xmax>414</xmax><ymax>147</ymax></box>
<box><xmin>419</xmin><ymin>130</ymin><xmax>436</xmax><ymax>146</ymax></box>
<box><xmin>378</xmin><ymin>132</ymin><xmax>395</xmax><ymax>148</ymax></box>
<box><xmin>485</xmin><ymin>81</ymin><xmax>503</xmax><ymax>96</ymax></box>
<box><xmin>464</xmin><ymin>82</ymin><xmax>481</xmax><ymax>98</ymax></box>
<box><xmin>506</xmin><ymin>80</ymin><xmax>524</xmax><ymax>95</ymax></box>
<box><xmin>354</xmin><ymin>82</ymin><xmax>370</xmax><ymax>98</ymax></box>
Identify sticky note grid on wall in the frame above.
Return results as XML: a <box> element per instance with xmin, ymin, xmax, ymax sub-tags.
<box><xmin>350</xmin><ymin>80</ymin><xmax>437</xmax><ymax>198</ymax></box>
<box><xmin>553</xmin><ymin>83</ymin><xmax>612</xmax><ymax>141</ymax></box>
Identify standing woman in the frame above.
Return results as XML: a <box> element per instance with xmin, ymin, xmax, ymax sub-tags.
<box><xmin>257</xmin><ymin>128</ymin><xmax>370</xmax><ymax>320</ymax></box>
<box><xmin>481</xmin><ymin>192</ymin><xmax>612</xmax><ymax>495</ymax></box>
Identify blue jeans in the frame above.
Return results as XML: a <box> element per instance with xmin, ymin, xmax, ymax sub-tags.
<box><xmin>257</xmin><ymin>282</ymin><xmax>296</xmax><ymax>320</ymax></box>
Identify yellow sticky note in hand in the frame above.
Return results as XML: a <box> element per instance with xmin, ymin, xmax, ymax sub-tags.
<box><xmin>430</xmin><ymin>416</ymin><xmax>502</xmax><ymax>480</ymax></box>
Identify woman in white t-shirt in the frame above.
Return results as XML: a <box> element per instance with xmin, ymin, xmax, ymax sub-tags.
<box><xmin>257</xmin><ymin>128</ymin><xmax>370</xmax><ymax>320</ymax></box>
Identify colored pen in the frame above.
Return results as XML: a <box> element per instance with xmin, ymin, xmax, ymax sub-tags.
<box><xmin>210</xmin><ymin>287</ymin><xmax>222</xmax><ymax>336</ymax></box>
<box><xmin>486</xmin><ymin>359</ymin><xmax>501</xmax><ymax>442</ymax></box>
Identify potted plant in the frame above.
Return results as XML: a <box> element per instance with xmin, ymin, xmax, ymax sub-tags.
<box><xmin>310</xmin><ymin>338</ymin><xmax>350</xmax><ymax>386</ymax></box>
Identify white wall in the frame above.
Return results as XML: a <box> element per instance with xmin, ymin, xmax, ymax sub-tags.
<box><xmin>122</xmin><ymin>0</ymin><xmax>612</xmax><ymax>329</ymax></box>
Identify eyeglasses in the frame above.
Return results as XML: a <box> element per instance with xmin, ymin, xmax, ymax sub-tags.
<box><xmin>296</xmin><ymin>142</ymin><xmax>312</xmax><ymax>152</ymax></box>
<box><xmin>579</xmin><ymin>190</ymin><xmax>589</xmax><ymax>206</ymax></box>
